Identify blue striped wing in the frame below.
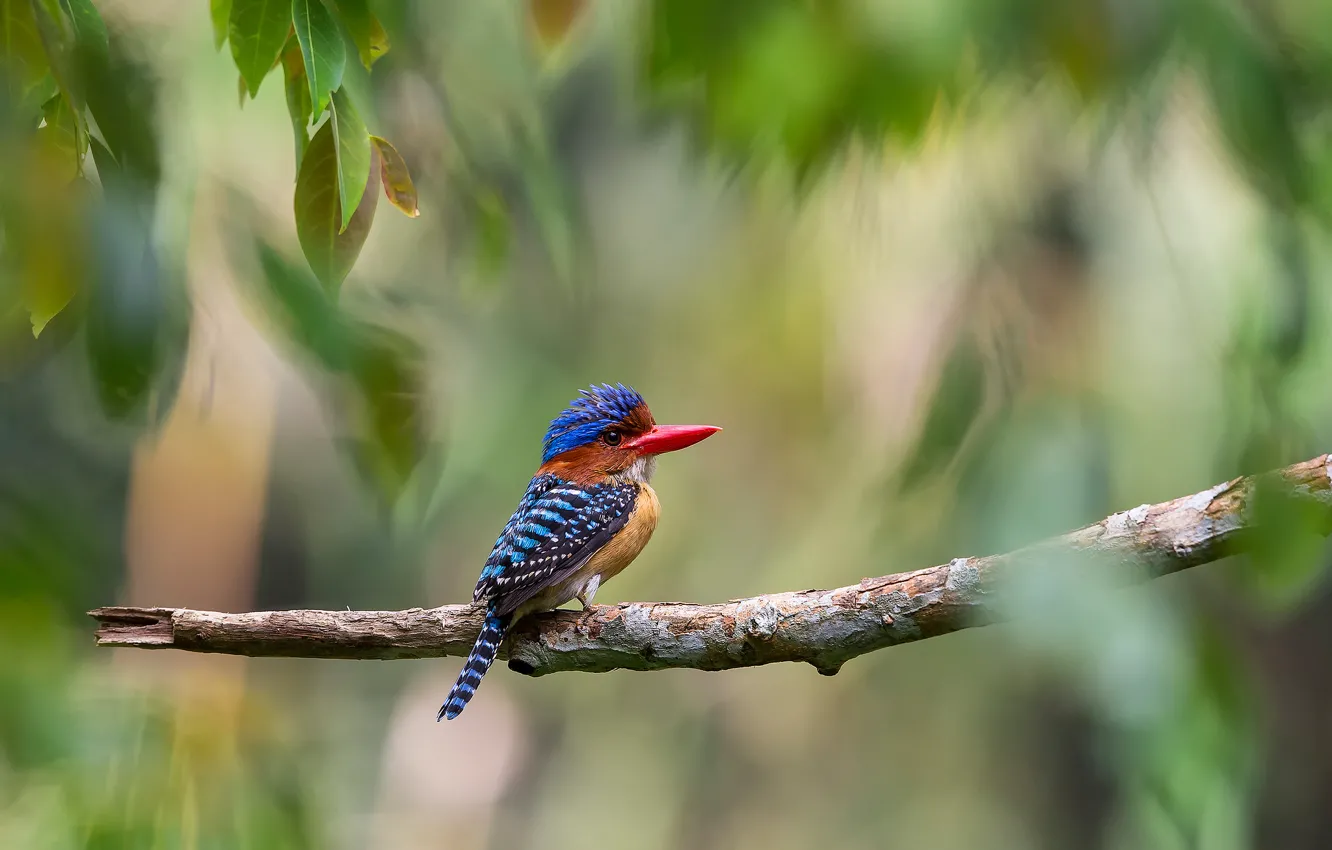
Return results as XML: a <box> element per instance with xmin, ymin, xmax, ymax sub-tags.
<box><xmin>474</xmin><ymin>474</ymin><xmax>637</xmax><ymax>616</ymax></box>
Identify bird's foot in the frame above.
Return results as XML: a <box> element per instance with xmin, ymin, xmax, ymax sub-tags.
<box><xmin>577</xmin><ymin>575</ymin><xmax>601</xmax><ymax>609</ymax></box>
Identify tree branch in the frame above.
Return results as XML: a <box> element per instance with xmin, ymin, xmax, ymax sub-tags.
<box><xmin>90</xmin><ymin>454</ymin><xmax>1332</xmax><ymax>677</ymax></box>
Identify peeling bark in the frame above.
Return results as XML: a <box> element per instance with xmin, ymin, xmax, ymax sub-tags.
<box><xmin>90</xmin><ymin>455</ymin><xmax>1332</xmax><ymax>677</ymax></box>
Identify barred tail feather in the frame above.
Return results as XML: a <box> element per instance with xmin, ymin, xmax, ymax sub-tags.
<box><xmin>439</xmin><ymin>612</ymin><xmax>510</xmax><ymax>721</ymax></box>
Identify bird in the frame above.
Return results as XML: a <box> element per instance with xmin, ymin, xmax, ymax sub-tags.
<box><xmin>438</xmin><ymin>383</ymin><xmax>720</xmax><ymax>720</ymax></box>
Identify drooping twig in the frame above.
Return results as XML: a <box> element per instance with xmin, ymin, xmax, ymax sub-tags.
<box><xmin>90</xmin><ymin>455</ymin><xmax>1332</xmax><ymax>677</ymax></box>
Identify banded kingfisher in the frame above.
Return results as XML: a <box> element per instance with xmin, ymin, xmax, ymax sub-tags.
<box><xmin>439</xmin><ymin>383</ymin><xmax>720</xmax><ymax>720</ymax></box>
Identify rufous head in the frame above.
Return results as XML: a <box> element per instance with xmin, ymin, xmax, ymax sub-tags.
<box><xmin>538</xmin><ymin>383</ymin><xmax>720</xmax><ymax>482</ymax></box>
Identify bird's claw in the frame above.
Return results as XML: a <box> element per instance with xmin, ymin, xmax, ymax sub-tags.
<box><xmin>577</xmin><ymin>575</ymin><xmax>601</xmax><ymax>610</ymax></box>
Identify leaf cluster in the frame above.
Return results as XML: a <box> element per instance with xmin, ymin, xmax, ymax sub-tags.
<box><xmin>218</xmin><ymin>0</ymin><xmax>416</xmax><ymax>292</ymax></box>
<box><xmin>0</xmin><ymin>0</ymin><xmax>426</xmax><ymax>502</ymax></box>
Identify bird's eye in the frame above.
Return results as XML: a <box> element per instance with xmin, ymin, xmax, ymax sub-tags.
<box><xmin>602</xmin><ymin>430</ymin><xmax>622</xmax><ymax>446</ymax></box>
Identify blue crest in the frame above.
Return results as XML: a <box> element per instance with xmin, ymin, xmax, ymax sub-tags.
<box><xmin>542</xmin><ymin>383</ymin><xmax>646</xmax><ymax>462</ymax></box>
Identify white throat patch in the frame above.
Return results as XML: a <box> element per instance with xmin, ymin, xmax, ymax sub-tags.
<box><xmin>615</xmin><ymin>455</ymin><xmax>657</xmax><ymax>485</ymax></box>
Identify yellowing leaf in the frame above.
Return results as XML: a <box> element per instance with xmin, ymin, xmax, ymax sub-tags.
<box><xmin>295</xmin><ymin>116</ymin><xmax>378</xmax><ymax>292</ymax></box>
<box><xmin>26</xmin><ymin>242</ymin><xmax>76</xmax><ymax>337</ymax></box>
<box><xmin>528</xmin><ymin>0</ymin><xmax>586</xmax><ymax>48</ymax></box>
<box><xmin>37</xmin><ymin>93</ymin><xmax>83</xmax><ymax>182</ymax></box>
<box><xmin>25</xmin><ymin>93</ymin><xmax>87</xmax><ymax>336</ymax></box>
<box><xmin>27</xmin><ymin>271</ymin><xmax>73</xmax><ymax>338</ymax></box>
<box><xmin>19</xmin><ymin>157</ymin><xmax>88</xmax><ymax>337</ymax></box>
<box><xmin>330</xmin><ymin>87</ymin><xmax>370</xmax><ymax>232</ymax></box>
<box><xmin>0</xmin><ymin>0</ymin><xmax>51</xmax><ymax>100</ymax></box>
<box><xmin>369</xmin><ymin>135</ymin><xmax>419</xmax><ymax>218</ymax></box>
<box><xmin>333</xmin><ymin>0</ymin><xmax>388</xmax><ymax>68</ymax></box>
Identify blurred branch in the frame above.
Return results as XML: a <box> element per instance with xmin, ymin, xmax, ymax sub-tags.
<box><xmin>91</xmin><ymin>455</ymin><xmax>1332</xmax><ymax>677</ymax></box>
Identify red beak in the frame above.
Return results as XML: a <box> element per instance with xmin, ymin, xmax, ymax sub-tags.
<box><xmin>623</xmin><ymin>424</ymin><xmax>721</xmax><ymax>455</ymax></box>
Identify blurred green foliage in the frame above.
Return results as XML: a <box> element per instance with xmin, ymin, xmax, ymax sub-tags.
<box><xmin>0</xmin><ymin>0</ymin><xmax>422</xmax><ymax>484</ymax></box>
<box><xmin>2</xmin><ymin>1</ymin><xmax>1332</xmax><ymax>849</ymax></box>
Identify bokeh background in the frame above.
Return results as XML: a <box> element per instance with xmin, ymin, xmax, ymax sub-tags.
<box><xmin>5</xmin><ymin>1</ymin><xmax>1332</xmax><ymax>848</ymax></box>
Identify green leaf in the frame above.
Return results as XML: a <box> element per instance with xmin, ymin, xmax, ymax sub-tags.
<box><xmin>31</xmin><ymin>0</ymin><xmax>88</xmax><ymax>155</ymax></box>
<box><xmin>37</xmin><ymin>92</ymin><xmax>82</xmax><ymax>181</ymax></box>
<box><xmin>255</xmin><ymin>240</ymin><xmax>349</xmax><ymax>370</ymax></box>
<box><xmin>519</xmin><ymin>140</ymin><xmax>576</xmax><ymax>287</ymax></box>
<box><xmin>894</xmin><ymin>333</ymin><xmax>988</xmax><ymax>492</ymax></box>
<box><xmin>294</xmin><ymin>115</ymin><xmax>377</xmax><ymax>292</ymax></box>
<box><xmin>281</xmin><ymin>40</ymin><xmax>311</xmax><ymax>169</ymax></box>
<box><xmin>332</xmin><ymin>0</ymin><xmax>387</xmax><ymax>68</ymax></box>
<box><xmin>60</xmin><ymin>0</ymin><xmax>107</xmax><ymax>57</ymax></box>
<box><xmin>345</xmin><ymin>318</ymin><xmax>426</xmax><ymax>502</ymax></box>
<box><xmin>1196</xmin><ymin>8</ymin><xmax>1307</xmax><ymax>209</ymax></box>
<box><xmin>229</xmin><ymin>0</ymin><xmax>291</xmax><ymax>98</ymax></box>
<box><xmin>1227</xmin><ymin>476</ymin><xmax>1332</xmax><ymax>612</ymax></box>
<box><xmin>644</xmin><ymin>0</ymin><xmax>941</xmax><ymax>179</ymax></box>
<box><xmin>0</xmin><ymin>0</ymin><xmax>51</xmax><ymax>102</ymax></box>
<box><xmin>330</xmin><ymin>86</ymin><xmax>370</xmax><ymax>232</ymax></box>
<box><xmin>292</xmin><ymin>0</ymin><xmax>343</xmax><ymax>114</ymax></box>
<box><xmin>369</xmin><ymin>135</ymin><xmax>418</xmax><ymax>217</ymax></box>
<box><xmin>253</xmin><ymin>242</ymin><xmax>424</xmax><ymax>504</ymax></box>
<box><xmin>40</xmin><ymin>91</ymin><xmax>78</xmax><ymax>151</ymax></box>
<box><xmin>33</xmin><ymin>0</ymin><xmax>64</xmax><ymax>31</ymax></box>
<box><xmin>75</xmin><ymin>21</ymin><xmax>159</xmax><ymax>188</ymax></box>
<box><xmin>210</xmin><ymin>0</ymin><xmax>231</xmax><ymax>49</ymax></box>
<box><xmin>86</xmin><ymin>131</ymin><xmax>115</xmax><ymax>180</ymax></box>
<box><xmin>85</xmin><ymin>194</ymin><xmax>163</xmax><ymax>420</ymax></box>
<box><xmin>474</xmin><ymin>187</ymin><xmax>509</xmax><ymax>279</ymax></box>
